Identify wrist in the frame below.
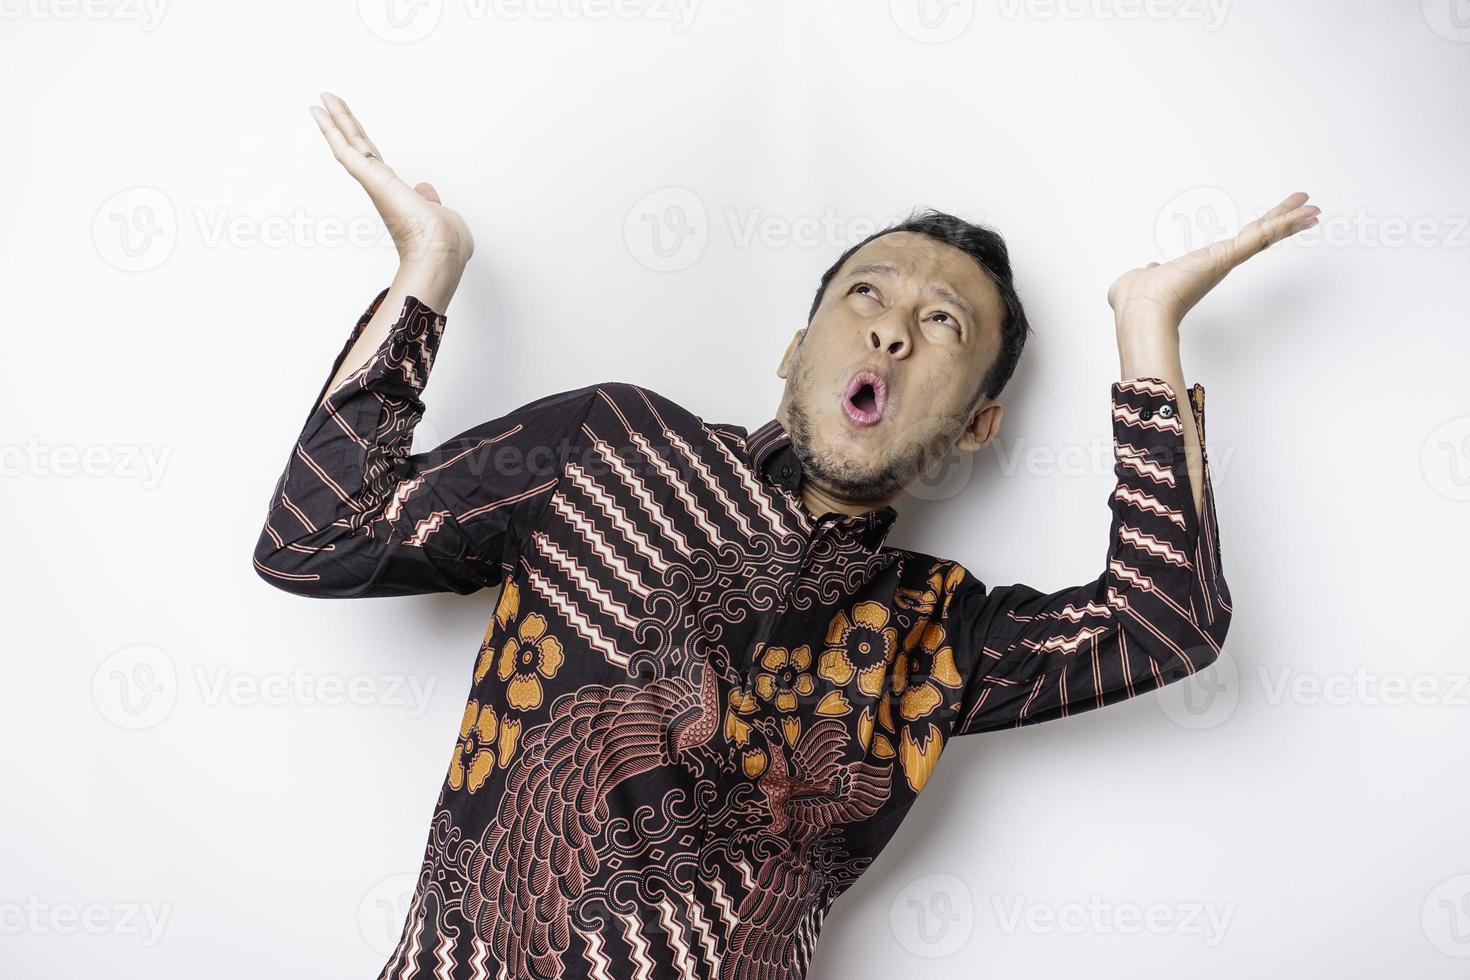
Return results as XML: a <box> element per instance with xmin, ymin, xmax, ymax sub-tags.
<box><xmin>1114</xmin><ymin>308</ymin><xmax>1181</xmax><ymax>340</ymax></box>
<box><xmin>394</xmin><ymin>258</ymin><xmax>466</xmax><ymax>315</ymax></box>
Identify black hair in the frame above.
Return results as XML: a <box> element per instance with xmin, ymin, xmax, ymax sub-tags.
<box><xmin>806</xmin><ymin>207</ymin><xmax>1032</xmax><ymax>402</ymax></box>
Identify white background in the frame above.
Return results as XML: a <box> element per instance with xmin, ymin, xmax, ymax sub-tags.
<box><xmin>5</xmin><ymin>1</ymin><xmax>1469</xmax><ymax>977</ymax></box>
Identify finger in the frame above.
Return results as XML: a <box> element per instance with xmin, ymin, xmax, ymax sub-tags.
<box><xmin>415</xmin><ymin>181</ymin><xmax>442</xmax><ymax>204</ymax></box>
<box><xmin>1232</xmin><ymin>200</ymin><xmax>1319</xmax><ymax>261</ymax></box>
<box><xmin>319</xmin><ymin>92</ymin><xmax>395</xmax><ymax>177</ymax></box>
<box><xmin>322</xmin><ymin>91</ymin><xmax>386</xmax><ymax>161</ymax></box>
<box><xmin>1258</xmin><ymin>191</ymin><xmax>1310</xmax><ymax>224</ymax></box>
<box><xmin>308</xmin><ymin>104</ymin><xmax>385</xmax><ymax>189</ymax></box>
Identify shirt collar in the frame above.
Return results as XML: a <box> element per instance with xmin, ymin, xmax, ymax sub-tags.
<box><xmin>745</xmin><ymin>415</ymin><xmax>898</xmax><ymax>551</ymax></box>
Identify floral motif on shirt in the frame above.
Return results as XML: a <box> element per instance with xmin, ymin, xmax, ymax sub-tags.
<box><xmin>475</xmin><ymin>579</ymin><xmax>521</xmax><ymax>683</ymax></box>
<box><xmin>496</xmin><ymin>612</ymin><xmax>564</xmax><ymax>710</ymax></box>
<box><xmin>860</xmin><ymin>620</ymin><xmax>962</xmax><ymax>794</ymax></box>
<box><xmin>448</xmin><ymin>699</ymin><xmax>517</xmax><ymax>793</ymax></box>
<box><xmin>751</xmin><ymin>643</ymin><xmax>816</xmax><ymax>745</ymax></box>
<box><xmin>466</xmin><ymin>578</ymin><xmax>555</xmax><ymax>769</ymax></box>
<box><xmin>894</xmin><ymin>561</ymin><xmax>965</xmax><ymax>618</ymax></box>
<box><xmin>818</xmin><ymin>600</ymin><xmax>899</xmax><ymax>699</ymax></box>
<box><xmin>724</xmin><ymin>643</ymin><xmax>815</xmax><ymax>747</ymax></box>
<box><xmin>893</xmin><ymin>621</ymin><xmax>963</xmax><ymax>723</ymax></box>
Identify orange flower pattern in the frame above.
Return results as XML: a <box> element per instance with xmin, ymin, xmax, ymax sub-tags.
<box><xmin>254</xmin><ymin>306</ymin><xmax>1233</xmax><ymax>980</ymax></box>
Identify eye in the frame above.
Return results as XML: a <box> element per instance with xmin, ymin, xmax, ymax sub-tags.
<box><xmin>930</xmin><ymin>311</ymin><xmax>961</xmax><ymax>331</ymax></box>
<box><xmin>850</xmin><ymin>282</ymin><xmax>879</xmax><ymax>300</ymax></box>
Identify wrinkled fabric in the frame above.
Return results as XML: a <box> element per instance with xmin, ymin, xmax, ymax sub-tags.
<box><xmin>253</xmin><ymin>288</ymin><xmax>1232</xmax><ymax>980</ymax></box>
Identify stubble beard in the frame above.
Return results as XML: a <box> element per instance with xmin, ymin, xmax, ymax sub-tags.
<box><xmin>783</xmin><ymin>350</ymin><xmax>963</xmax><ymax>506</ymax></box>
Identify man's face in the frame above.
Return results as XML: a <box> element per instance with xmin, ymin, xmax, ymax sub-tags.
<box><xmin>776</xmin><ymin>231</ymin><xmax>1007</xmax><ymax>507</ymax></box>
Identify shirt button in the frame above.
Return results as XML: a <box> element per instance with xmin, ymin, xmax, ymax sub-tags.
<box><xmin>1158</xmin><ymin>403</ymin><xmax>1175</xmax><ymax>419</ymax></box>
<box><xmin>1138</xmin><ymin>406</ymin><xmax>1153</xmax><ymax>421</ymax></box>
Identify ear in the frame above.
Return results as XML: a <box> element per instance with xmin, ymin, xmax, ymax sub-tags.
<box><xmin>954</xmin><ymin>400</ymin><xmax>1002</xmax><ymax>453</ymax></box>
<box><xmin>776</xmin><ymin>328</ymin><xmax>805</xmax><ymax>379</ymax></box>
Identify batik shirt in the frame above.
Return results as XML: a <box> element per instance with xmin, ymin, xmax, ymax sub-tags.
<box><xmin>253</xmin><ymin>287</ymin><xmax>1232</xmax><ymax>980</ymax></box>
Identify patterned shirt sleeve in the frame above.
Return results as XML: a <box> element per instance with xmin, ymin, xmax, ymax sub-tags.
<box><xmin>252</xmin><ymin>287</ymin><xmax>599</xmax><ymax>599</ymax></box>
<box><xmin>947</xmin><ymin>376</ymin><xmax>1232</xmax><ymax>735</ymax></box>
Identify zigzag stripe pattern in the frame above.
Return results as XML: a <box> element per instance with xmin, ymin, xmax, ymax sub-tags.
<box><xmin>656</xmin><ymin>897</ymin><xmax>699</xmax><ymax>980</ymax></box>
<box><xmin>710</xmin><ymin>432</ymin><xmax>795</xmax><ymax>539</ymax></box>
<box><xmin>1116</xmin><ymin>377</ymin><xmax>1175</xmax><ymax>398</ymax></box>
<box><xmin>255</xmin><ymin>293</ymin><xmax>1232</xmax><ymax>980</ymax></box>
<box><xmin>405</xmin><ymin>509</ymin><xmax>451</xmax><ymax>548</ymax></box>
<box><xmin>523</xmin><ymin>553</ymin><xmax>627</xmax><ymax>668</ymax></box>
<box><xmin>582</xmin><ymin>929</ymin><xmax>613</xmax><ymax>980</ymax></box>
<box><xmin>1119</xmin><ymin>524</ymin><xmax>1191</xmax><ymax>567</ymax></box>
<box><xmin>566</xmin><ymin>463</ymin><xmax>673</xmax><ymax>573</ymax></box>
<box><xmin>1114</xmin><ymin>485</ymin><xmax>1186</xmax><ymax>528</ymax></box>
<box><xmin>1017</xmin><ymin>624</ymin><xmax>1113</xmax><ymax>655</ymax></box>
<box><xmin>687</xmin><ymin>888</ymin><xmax>723</xmax><ymax>976</ymax></box>
<box><xmin>631</xmin><ymin>430</ymin><xmax>728</xmax><ymax>550</ymax></box>
<box><xmin>1116</xmin><ymin>449</ymin><xmax>1177</xmax><ymax>487</ymax></box>
<box><xmin>1113</xmin><ymin>402</ymin><xmax>1185</xmax><ymax>436</ymax></box>
<box><xmin>708</xmin><ymin>869</ymin><xmax>740</xmax><ymax>945</ymax></box>
<box><xmin>670</xmin><ymin>427</ymin><xmax>757</xmax><ymax>541</ymax></box>
<box><xmin>535</xmin><ymin>530</ymin><xmax>640</xmax><ymax>632</ymax></box>
<box><xmin>549</xmin><ymin>494</ymin><xmax>652</xmax><ymax>601</ymax></box>
<box><xmin>386</xmin><ymin>886</ymin><xmax>426</xmax><ymax>980</ymax></box>
<box><xmin>590</xmin><ymin>431</ymin><xmax>694</xmax><ymax>558</ymax></box>
<box><xmin>431</xmin><ymin>929</ymin><xmax>456</xmax><ymax>980</ymax></box>
<box><xmin>466</xmin><ymin>937</ymin><xmax>492</xmax><ymax>980</ymax></box>
<box><xmin>622</xmin><ymin>911</ymin><xmax>656</xmax><ymax>980</ymax></box>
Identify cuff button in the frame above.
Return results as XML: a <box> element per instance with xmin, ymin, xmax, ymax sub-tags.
<box><xmin>1158</xmin><ymin>403</ymin><xmax>1175</xmax><ymax>419</ymax></box>
<box><xmin>1138</xmin><ymin>406</ymin><xmax>1153</xmax><ymax>421</ymax></box>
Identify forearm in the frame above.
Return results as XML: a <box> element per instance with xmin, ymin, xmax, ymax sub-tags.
<box><xmin>319</xmin><ymin>258</ymin><xmax>466</xmax><ymax>403</ymax></box>
<box><xmin>1114</xmin><ymin>314</ymin><xmax>1204</xmax><ymax>520</ymax></box>
<box><xmin>255</xmin><ymin>286</ymin><xmax>460</xmax><ymax>596</ymax></box>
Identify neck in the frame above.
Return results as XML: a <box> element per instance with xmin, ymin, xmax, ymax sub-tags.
<box><xmin>776</xmin><ymin>399</ymin><xmax>893</xmax><ymax>519</ymax></box>
<box><xmin>799</xmin><ymin>479</ymin><xmax>890</xmax><ymax>519</ymax></box>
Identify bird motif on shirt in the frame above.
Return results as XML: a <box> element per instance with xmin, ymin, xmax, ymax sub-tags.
<box><xmin>717</xmin><ymin>716</ymin><xmax>891</xmax><ymax>980</ymax></box>
<box><xmin>459</xmin><ymin>647</ymin><xmax>721</xmax><ymax>980</ymax></box>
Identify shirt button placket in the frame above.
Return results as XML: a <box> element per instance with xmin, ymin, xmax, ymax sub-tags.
<box><xmin>742</xmin><ymin>516</ymin><xmax>827</xmax><ymax>691</ymax></box>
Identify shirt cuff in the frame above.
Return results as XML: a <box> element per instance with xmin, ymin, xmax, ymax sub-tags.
<box><xmin>1108</xmin><ymin>376</ymin><xmax>1210</xmax><ymax>571</ymax></box>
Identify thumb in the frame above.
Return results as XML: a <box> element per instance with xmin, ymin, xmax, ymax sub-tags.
<box><xmin>414</xmin><ymin>181</ymin><xmax>442</xmax><ymax>204</ymax></box>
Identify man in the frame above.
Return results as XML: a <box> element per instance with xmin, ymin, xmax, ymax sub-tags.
<box><xmin>253</xmin><ymin>92</ymin><xmax>1317</xmax><ymax>980</ymax></box>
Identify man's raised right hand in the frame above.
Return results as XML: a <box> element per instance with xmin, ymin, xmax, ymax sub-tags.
<box><xmin>309</xmin><ymin>91</ymin><xmax>475</xmax><ymax>271</ymax></box>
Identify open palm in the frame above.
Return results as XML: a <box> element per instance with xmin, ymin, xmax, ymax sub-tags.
<box><xmin>1109</xmin><ymin>191</ymin><xmax>1319</xmax><ymax>325</ymax></box>
<box><xmin>308</xmin><ymin>92</ymin><xmax>474</xmax><ymax>268</ymax></box>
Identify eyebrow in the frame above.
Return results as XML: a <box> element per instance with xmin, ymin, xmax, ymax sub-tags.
<box><xmin>842</xmin><ymin>261</ymin><xmax>977</xmax><ymax>333</ymax></box>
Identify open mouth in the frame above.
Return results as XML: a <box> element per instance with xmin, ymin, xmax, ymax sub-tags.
<box><xmin>842</xmin><ymin>369</ymin><xmax>887</xmax><ymax>427</ymax></box>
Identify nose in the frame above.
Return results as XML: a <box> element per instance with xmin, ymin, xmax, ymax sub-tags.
<box><xmin>868</xmin><ymin>316</ymin><xmax>911</xmax><ymax>359</ymax></box>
